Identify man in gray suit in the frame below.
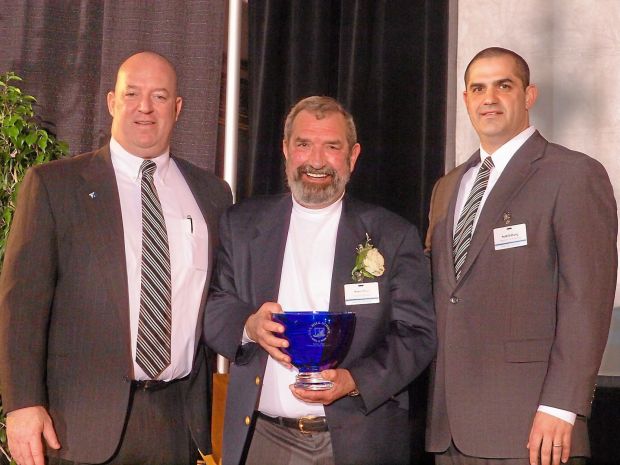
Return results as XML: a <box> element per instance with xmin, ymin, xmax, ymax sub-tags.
<box><xmin>0</xmin><ymin>51</ymin><xmax>231</xmax><ymax>465</ymax></box>
<box><xmin>425</xmin><ymin>47</ymin><xmax>617</xmax><ymax>465</ymax></box>
<box><xmin>204</xmin><ymin>96</ymin><xmax>436</xmax><ymax>465</ymax></box>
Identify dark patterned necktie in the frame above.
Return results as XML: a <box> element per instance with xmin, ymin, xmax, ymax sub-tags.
<box><xmin>453</xmin><ymin>156</ymin><xmax>494</xmax><ymax>280</ymax></box>
<box><xmin>136</xmin><ymin>160</ymin><xmax>171</xmax><ymax>378</ymax></box>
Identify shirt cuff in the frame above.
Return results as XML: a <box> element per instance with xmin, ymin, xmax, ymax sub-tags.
<box><xmin>242</xmin><ymin>326</ymin><xmax>254</xmax><ymax>344</ymax></box>
<box><xmin>537</xmin><ymin>405</ymin><xmax>576</xmax><ymax>425</ymax></box>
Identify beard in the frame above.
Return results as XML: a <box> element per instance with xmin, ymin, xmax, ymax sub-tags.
<box><xmin>286</xmin><ymin>162</ymin><xmax>351</xmax><ymax>208</ymax></box>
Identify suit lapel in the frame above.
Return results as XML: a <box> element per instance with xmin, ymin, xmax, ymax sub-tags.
<box><xmin>250</xmin><ymin>195</ymin><xmax>292</xmax><ymax>305</ymax></box>
<box><xmin>79</xmin><ymin>146</ymin><xmax>131</xmax><ymax>358</ymax></box>
<box><xmin>456</xmin><ymin>132</ymin><xmax>547</xmax><ymax>284</ymax></box>
<box><xmin>329</xmin><ymin>197</ymin><xmax>370</xmax><ymax>312</ymax></box>
<box><xmin>442</xmin><ymin>153</ymin><xmax>480</xmax><ymax>288</ymax></box>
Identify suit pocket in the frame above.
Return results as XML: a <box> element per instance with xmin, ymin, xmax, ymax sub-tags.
<box><xmin>504</xmin><ymin>338</ymin><xmax>552</xmax><ymax>362</ymax></box>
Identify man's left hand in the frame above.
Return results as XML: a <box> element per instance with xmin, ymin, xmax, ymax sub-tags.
<box><xmin>290</xmin><ymin>368</ymin><xmax>357</xmax><ymax>405</ymax></box>
<box><xmin>527</xmin><ymin>411</ymin><xmax>573</xmax><ymax>465</ymax></box>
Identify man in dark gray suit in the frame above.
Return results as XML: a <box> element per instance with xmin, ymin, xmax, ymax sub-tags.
<box><xmin>0</xmin><ymin>51</ymin><xmax>231</xmax><ymax>465</ymax></box>
<box><xmin>425</xmin><ymin>47</ymin><xmax>617</xmax><ymax>465</ymax></box>
<box><xmin>205</xmin><ymin>96</ymin><xmax>436</xmax><ymax>465</ymax></box>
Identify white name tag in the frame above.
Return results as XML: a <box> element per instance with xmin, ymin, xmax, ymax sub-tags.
<box><xmin>493</xmin><ymin>223</ymin><xmax>527</xmax><ymax>250</ymax></box>
<box><xmin>344</xmin><ymin>282</ymin><xmax>380</xmax><ymax>305</ymax></box>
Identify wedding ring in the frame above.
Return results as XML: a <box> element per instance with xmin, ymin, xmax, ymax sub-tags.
<box><xmin>553</xmin><ymin>444</ymin><xmax>563</xmax><ymax>448</ymax></box>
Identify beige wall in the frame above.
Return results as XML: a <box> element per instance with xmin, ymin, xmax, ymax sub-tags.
<box><xmin>452</xmin><ymin>0</ymin><xmax>620</xmax><ymax>375</ymax></box>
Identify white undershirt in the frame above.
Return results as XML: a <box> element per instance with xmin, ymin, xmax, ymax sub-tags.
<box><xmin>257</xmin><ymin>194</ymin><xmax>343</xmax><ymax>418</ymax></box>
<box><xmin>453</xmin><ymin>127</ymin><xmax>576</xmax><ymax>425</ymax></box>
<box><xmin>110</xmin><ymin>137</ymin><xmax>208</xmax><ymax>381</ymax></box>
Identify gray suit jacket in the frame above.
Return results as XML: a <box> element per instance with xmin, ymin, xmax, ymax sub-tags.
<box><xmin>0</xmin><ymin>145</ymin><xmax>232</xmax><ymax>463</ymax></box>
<box><xmin>204</xmin><ymin>194</ymin><xmax>436</xmax><ymax>465</ymax></box>
<box><xmin>425</xmin><ymin>131</ymin><xmax>617</xmax><ymax>458</ymax></box>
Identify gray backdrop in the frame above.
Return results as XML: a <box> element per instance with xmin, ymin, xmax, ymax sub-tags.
<box><xmin>0</xmin><ymin>0</ymin><xmax>225</xmax><ymax>170</ymax></box>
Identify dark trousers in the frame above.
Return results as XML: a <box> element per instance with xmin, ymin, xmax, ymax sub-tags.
<box><xmin>48</xmin><ymin>378</ymin><xmax>199</xmax><ymax>465</ymax></box>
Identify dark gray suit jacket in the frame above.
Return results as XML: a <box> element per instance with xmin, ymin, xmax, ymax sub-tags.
<box><xmin>204</xmin><ymin>194</ymin><xmax>436</xmax><ymax>465</ymax></box>
<box><xmin>425</xmin><ymin>131</ymin><xmax>617</xmax><ymax>458</ymax></box>
<box><xmin>0</xmin><ymin>145</ymin><xmax>232</xmax><ymax>463</ymax></box>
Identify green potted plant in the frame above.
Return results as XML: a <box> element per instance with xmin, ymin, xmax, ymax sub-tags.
<box><xmin>0</xmin><ymin>72</ymin><xmax>68</xmax><ymax>465</ymax></box>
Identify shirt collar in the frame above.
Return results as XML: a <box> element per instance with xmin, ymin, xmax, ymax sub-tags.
<box><xmin>109</xmin><ymin>137</ymin><xmax>172</xmax><ymax>183</ymax></box>
<box><xmin>479</xmin><ymin>126</ymin><xmax>536</xmax><ymax>170</ymax></box>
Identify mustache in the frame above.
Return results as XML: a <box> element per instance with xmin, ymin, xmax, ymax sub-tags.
<box><xmin>296</xmin><ymin>165</ymin><xmax>337</xmax><ymax>177</ymax></box>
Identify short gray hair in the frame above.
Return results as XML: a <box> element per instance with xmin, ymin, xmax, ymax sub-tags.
<box><xmin>283</xmin><ymin>96</ymin><xmax>357</xmax><ymax>149</ymax></box>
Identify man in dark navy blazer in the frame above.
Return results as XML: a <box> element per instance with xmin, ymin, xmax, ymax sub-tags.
<box><xmin>205</xmin><ymin>96</ymin><xmax>436</xmax><ymax>465</ymax></box>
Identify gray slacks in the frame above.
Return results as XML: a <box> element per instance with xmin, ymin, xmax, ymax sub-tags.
<box><xmin>244</xmin><ymin>415</ymin><xmax>335</xmax><ymax>465</ymax></box>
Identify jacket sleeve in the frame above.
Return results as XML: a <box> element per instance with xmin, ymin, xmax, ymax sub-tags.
<box><xmin>539</xmin><ymin>156</ymin><xmax>617</xmax><ymax>416</ymax></box>
<box><xmin>203</xmin><ymin>207</ymin><xmax>258</xmax><ymax>363</ymax></box>
<box><xmin>0</xmin><ymin>168</ymin><xmax>57</xmax><ymax>412</ymax></box>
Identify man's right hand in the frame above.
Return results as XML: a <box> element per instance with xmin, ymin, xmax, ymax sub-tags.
<box><xmin>7</xmin><ymin>406</ymin><xmax>60</xmax><ymax>465</ymax></box>
<box><xmin>245</xmin><ymin>302</ymin><xmax>292</xmax><ymax>367</ymax></box>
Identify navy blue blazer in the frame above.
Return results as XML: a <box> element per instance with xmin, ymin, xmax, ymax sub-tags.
<box><xmin>205</xmin><ymin>194</ymin><xmax>436</xmax><ymax>465</ymax></box>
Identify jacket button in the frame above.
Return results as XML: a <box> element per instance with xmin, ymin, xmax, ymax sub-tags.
<box><xmin>449</xmin><ymin>296</ymin><xmax>459</xmax><ymax>304</ymax></box>
<box><xmin>255</xmin><ymin>376</ymin><xmax>261</xmax><ymax>385</ymax></box>
<box><xmin>244</xmin><ymin>416</ymin><xmax>251</xmax><ymax>426</ymax></box>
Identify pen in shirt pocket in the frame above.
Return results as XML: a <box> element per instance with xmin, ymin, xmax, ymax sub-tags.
<box><xmin>186</xmin><ymin>215</ymin><xmax>193</xmax><ymax>234</ymax></box>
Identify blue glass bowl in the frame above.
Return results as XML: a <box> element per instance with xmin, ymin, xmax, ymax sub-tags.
<box><xmin>272</xmin><ymin>311</ymin><xmax>356</xmax><ymax>380</ymax></box>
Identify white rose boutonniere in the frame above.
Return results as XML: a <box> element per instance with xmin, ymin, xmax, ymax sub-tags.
<box><xmin>351</xmin><ymin>233</ymin><xmax>385</xmax><ymax>282</ymax></box>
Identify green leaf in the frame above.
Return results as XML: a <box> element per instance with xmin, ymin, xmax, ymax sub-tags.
<box><xmin>4</xmin><ymin>114</ymin><xmax>20</xmax><ymax>127</ymax></box>
<box><xmin>0</xmin><ymin>71</ymin><xmax>69</xmax><ymax>273</ymax></box>
<box><xmin>5</xmin><ymin>125</ymin><xmax>18</xmax><ymax>140</ymax></box>
<box><xmin>24</xmin><ymin>131</ymin><xmax>38</xmax><ymax>146</ymax></box>
<box><xmin>37</xmin><ymin>131</ymin><xmax>48</xmax><ymax>150</ymax></box>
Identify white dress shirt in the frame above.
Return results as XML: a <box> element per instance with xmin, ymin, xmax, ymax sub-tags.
<box><xmin>257</xmin><ymin>194</ymin><xmax>343</xmax><ymax>418</ymax></box>
<box><xmin>110</xmin><ymin>137</ymin><xmax>208</xmax><ymax>381</ymax></box>
<box><xmin>453</xmin><ymin>127</ymin><xmax>576</xmax><ymax>425</ymax></box>
<box><xmin>453</xmin><ymin>126</ymin><xmax>536</xmax><ymax>233</ymax></box>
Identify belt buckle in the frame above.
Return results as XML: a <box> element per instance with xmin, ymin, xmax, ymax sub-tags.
<box><xmin>298</xmin><ymin>415</ymin><xmax>316</xmax><ymax>434</ymax></box>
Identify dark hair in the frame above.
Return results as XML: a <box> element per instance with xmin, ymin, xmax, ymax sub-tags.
<box><xmin>464</xmin><ymin>47</ymin><xmax>530</xmax><ymax>88</ymax></box>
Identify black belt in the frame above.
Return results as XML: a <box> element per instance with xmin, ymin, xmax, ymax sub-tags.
<box><xmin>258</xmin><ymin>412</ymin><xmax>329</xmax><ymax>433</ymax></box>
<box><xmin>131</xmin><ymin>375</ymin><xmax>188</xmax><ymax>392</ymax></box>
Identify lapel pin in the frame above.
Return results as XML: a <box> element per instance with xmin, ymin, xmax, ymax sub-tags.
<box><xmin>503</xmin><ymin>212</ymin><xmax>511</xmax><ymax>225</ymax></box>
<box><xmin>89</xmin><ymin>192</ymin><xmax>97</xmax><ymax>199</ymax></box>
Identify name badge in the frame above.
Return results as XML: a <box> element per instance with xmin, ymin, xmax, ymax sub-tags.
<box><xmin>344</xmin><ymin>282</ymin><xmax>380</xmax><ymax>306</ymax></box>
<box><xmin>493</xmin><ymin>223</ymin><xmax>527</xmax><ymax>250</ymax></box>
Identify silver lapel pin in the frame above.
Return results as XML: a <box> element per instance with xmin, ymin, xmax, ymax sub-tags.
<box><xmin>89</xmin><ymin>192</ymin><xmax>97</xmax><ymax>199</ymax></box>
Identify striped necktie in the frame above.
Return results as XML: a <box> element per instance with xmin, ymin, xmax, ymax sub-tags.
<box><xmin>136</xmin><ymin>160</ymin><xmax>172</xmax><ymax>379</ymax></box>
<box><xmin>453</xmin><ymin>156</ymin><xmax>494</xmax><ymax>280</ymax></box>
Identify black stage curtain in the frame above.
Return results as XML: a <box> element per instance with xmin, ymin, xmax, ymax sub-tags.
<box><xmin>246</xmin><ymin>2</ymin><xmax>448</xmax><ymax>464</ymax></box>
<box><xmin>244</xmin><ymin>0</ymin><xmax>448</xmax><ymax>236</ymax></box>
<box><xmin>0</xmin><ymin>0</ymin><xmax>225</xmax><ymax>169</ymax></box>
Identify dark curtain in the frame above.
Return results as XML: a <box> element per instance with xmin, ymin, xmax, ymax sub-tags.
<box><xmin>246</xmin><ymin>2</ymin><xmax>448</xmax><ymax>464</ymax></box>
<box><xmin>244</xmin><ymin>0</ymin><xmax>448</xmax><ymax>236</ymax></box>
<box><xmin>0</xmin><ymin>0</ymin><xmax>225</xmax><ymax>169</ymax></box>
